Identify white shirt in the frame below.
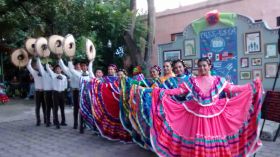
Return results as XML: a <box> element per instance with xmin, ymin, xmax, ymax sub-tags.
<box><xmin>68</xmin><ymin>60</ymin><xmax>94</xmax><ymax>82</ymax></box>
<box><xmin>37</xmin><ymin>58</ymin><xmax>53</xmax><ymax>91</ymax></box>
<box><xmin>27</xmin><ymin>59</ymin><xmax>43</xmax><ymax>90</ymax></box>
<box><xmin>46</xmin><ymin>64</ymin><xmax>67</xmax><ymax>92</ymax></box>
<box><xmin>59</xmin><ymin>59</ymin><xmax>80</xmax><ymax>89</ymax></box>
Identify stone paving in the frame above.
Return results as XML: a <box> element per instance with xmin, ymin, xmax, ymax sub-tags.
<box><xmin>0</xmin><ymin>99</ymin><xmax>279</xmax><ymax>157</ymax></box>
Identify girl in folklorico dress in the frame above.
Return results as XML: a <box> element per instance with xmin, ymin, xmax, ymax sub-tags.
<box><xmin>160</xmin><ymin>59</ymin><xmax>191</xmax><ymax>91</ymax></box>
<box><xmin>150</xmin><ymin>58</ymin><xmax>263</xmax><ymax>157</ymax></box>
<box><xmin>119</xmin><ymin>66</ymin><xmax>150</xmax><ymax>148</ymax></box>
<box><xmin>125</xmin><ymin>65</ymin><xmax>166</xmax><ymax>149</ymax></box>
<box><xmin>161</xmin><ymin>60</ymin><xmax>176</xmax><ymax>82</ymax></box>
<box><xmin>121</xmin><ymin>60</ymin><xmax>186</xmax><ymax>150</ymax></box>
<box><xmin>88</xmin><ymin>64</ymin><xmax>131</xmax><ymax>142</ymax></box>
<box><xmin>133</xmin><ymin>60</ymin><xmax>191</xmax><ymax>150</ymax></box>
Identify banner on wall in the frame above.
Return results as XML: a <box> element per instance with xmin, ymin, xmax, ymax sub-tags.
<box><xmin>200</xmin><ymin>27</ymin><xmax>238</xmax><ymax>84</ymax></box>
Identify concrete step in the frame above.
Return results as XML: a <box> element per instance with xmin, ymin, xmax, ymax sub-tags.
<box><xmin>260</xmin><ymin>119</ymin><xmax>280</xmax><ymax>141</ymax></box>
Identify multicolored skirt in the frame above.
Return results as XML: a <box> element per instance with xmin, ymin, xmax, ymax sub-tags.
<box><xmin>79</xmin><ymin>79</ymin><xmax>97</xmax><ymax>130</ymax></box>
<box><xmin>127</xmin><ymin>85</ymin><xmax>151</xmax><ymax>149</ymax></box>
<box><xmin>136</xmin><ymin>87</ymin><xmax>153</xmax><ymax>150</ymax></box>
<box><xmin>92</xmin><ymin>79</ymin><xmax>131</xmax><ymax>142</ymax></box>
<box><xmin>150</xmin><ymin>80</ymin><xmax>263</xmax><ymax>157</ymax></box>
<box><xmin>119</xmin><ymin>78</ymin><xmax>145</xmax><ymax>146</ymax></box>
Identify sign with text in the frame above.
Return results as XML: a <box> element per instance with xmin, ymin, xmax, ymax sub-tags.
<box><xmin>200</xmin><ymin>27</ymin><xmax>238</xmax><ymax>84</ymax></box>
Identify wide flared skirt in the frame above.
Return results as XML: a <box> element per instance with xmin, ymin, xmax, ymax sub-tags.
<box><xmin>92</xmin><ymin>80</ymin><xmax>131</xmax><ymax>142</ymax></box>
<box><xmin>128</xmin><ymin>85</ymin><xmax>152</xmax><ymax>149</ymax></box>
<box><xmin>79</xmin><ymin>80</ymin><xmax>97</xmax><ymax>130</ymax></box>
<box><xmin>150</xmin><ymin>81</ymin><xmax>263</xmax><ymax>157</ymax></box>
<box><xmin>135</xmin><ymin>88</ymin><xmax>153</xmax><ymax>150</ymax></box>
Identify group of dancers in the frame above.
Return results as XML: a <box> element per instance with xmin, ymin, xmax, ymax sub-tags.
<box><xmin>27</xmin><ymin>55</ymin><xmax>95</xmax><ymax>130</ymax></box>
<box><xmin>8</xmin><ymin>29</ymin><xmax>264</xmax><ymax>156</ymax></box>
<box><xmin>26</xmin><ymin>54</ymin><xmax>263</xmax><ymax>156</ymax></box>
<box><xmin>75</xmin><ymin>57</ymin><xmax>263</xmax><ymax>157</ymax></box>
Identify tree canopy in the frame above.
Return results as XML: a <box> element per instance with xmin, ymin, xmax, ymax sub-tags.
<box><xmin>0</xmin><ymin>0</ymin><xmax>147</xmax><ymax>77</ymax></box>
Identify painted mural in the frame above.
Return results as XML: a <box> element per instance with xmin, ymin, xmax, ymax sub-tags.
<box><xmin>200</xmin><ymin>27</ymin><xmax>238</xmax><ymax>83</ymax></box>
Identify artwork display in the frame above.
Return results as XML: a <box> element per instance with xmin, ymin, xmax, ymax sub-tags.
<box><xmin>252</xmin><ymin>69</ymin><xmax>262</xmax><ymax>80</ymax></box>
<box><xmin>193</xmin><ymin>59</ymin><xmax>199</xmax><ymax>68</ymax></box>
<box><xmin>265</xmin><ymin>62</ymin><xmax>278</xmax><ymax>78</ymax></box>
<box><xmin>265</xmin><ymin>43</ymin><xmax>278</xmax><ymax>58</ymax></box>
<box><xmin>184</xmin><ymin>39</ymin><xmax>196</xmax><ymax>56</ymax></box>
<box><xmin>251</xmin><ymin>58</ymin><xmax>262</xmax><ymax>66</ymax></box>
<box><xmin>192</xmin><ymin>69</ymin><xmax>199</xmax><ymax>76</ymax></box>
<box><xmin>240</xmin><ymin>58</ymin><xmax>249</xmax><ymax>68</ymax></box>
<box><xmin>244</xmin><ymin>31</ymin><xmax>261</xmax><ymax>54</ymax></box>
<box><xmin>163</xmin><ymin>50</ymin><xmax>181</xmax><ymax>61</ymax></box>
<box><xmin>240</xmin><ymin>71</ymin><xmax>251</xmax><ymax>80</ymax></box>
<box><xmin>200</xmin><ymin>27</ymin><xmax>238</xmax><ymax>84</ymax></box>
<box><xmin>183</xmin><ymin>59</ymin><xmax>193</xmax><ymax>68</ymax></box>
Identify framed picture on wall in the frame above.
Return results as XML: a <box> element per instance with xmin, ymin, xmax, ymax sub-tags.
<box><xmin>252</xmin><ymin>69</ymin><xmax>263</xmax><ymax>80</ymax></box>
<box><xmin>193</xmin><ymin>59</ymin><xmax>199</xmax><ymax>68</ymax></box>
<box><xmin>183</xmin><ymin>59</ymin><xmax>193</xmax><ymax>68</ymax></box>
<box><xmin>184</xmin><ymin>39</ymin><xmax>196</xmax><ymax>56</ymax></box>
<box><xmin>244</xmin><ymin>31</ymin><xmax>261</xmax><ymax>54</ymax></box>
<box><xmin>265</xmin><ymin>62</ymin><xmax>278</xmax><ymax>78</ymax></box>
<box><xmin>163</xmin><ymin>50</ymin><xmax>181</xmax><ymax>61</ymax></box>
<box><xmin>240</xmin><ymin>57</ymin><xmax>249</xmax><ymax>68</ymax></box>
<box><xmin>251</xmin><ymin>58</ymin><xmax>262</xmax><ymax>66</ymax></box>
<box><xmin>192</xmin><ymin>69</ymin><xmax>199</xmax><ymax>76</ymax></box>
<box><xmin>265</xmin><ymin>43</ymin><xmax>278</xmax><ymax>58</ymax></box>
<box><xmin>240</xmin><ymin>71</ymin><xmax>251</xmax><ymax>80</ymax></box>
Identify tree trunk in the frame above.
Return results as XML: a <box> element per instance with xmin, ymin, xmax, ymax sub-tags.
<box><xmin>123</xmin><ymin>0</ymin><xmax>143</xmax><ymax>68</ymax></box>
<box><xmin>123</xmin><ymin>32</ymin><xmax>143</xmax><ymax>65</ymax></box>
<box><xmin>129</xmin><ymin>0</ymin><xmax>137</xmax><ymax>39</ymax></box>
<box><xmin>144</xmin><ymin>0</ymin><xmax>155</xmax><ymax>70</ymax></box>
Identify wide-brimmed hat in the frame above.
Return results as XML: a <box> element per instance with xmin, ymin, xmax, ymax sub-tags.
<box><xmin>11</xmin><ymin>48</ymin><xmax>29</xmax><ymax>67</ymax></box>
<box><xmin>48</xmin><ymin>35</ymin><xmax>64</xmax><ymax>55</ymax></box>
<box><xmin>24</xmin><ymin>38</ymin><xmax>36</xmax><ymax>55</ymax></box>
<box><xmin>35</xmin><ymin>37</ymin><xmax>50</xmax><ymax>58</ymax></box>
<box><xmin>63</xmin><ymin>34</ymin><xmax>76</xmax><ymax>57</ymax></box>
<box><xmin>86</xmin><ymin>38</ymin><xmax>96</xmax><ymax>61</ymax></box>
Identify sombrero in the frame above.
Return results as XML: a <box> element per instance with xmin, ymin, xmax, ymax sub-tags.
<box><xmin>35</xmin><ymin>37</ymin><xmax>50</xmax><ymax>58</ymax></box>
<box><xmin>11</xmin><ymin>48</ymin><xmax>29</xmax><ymax>67</ymax></box>
<box><xmin>24</xmin><ymin>38</ymin><xmax>36</xmax><ymax>55</ymax></box>
<box><xmin>85</xmin><ymin>38</ymin><xmax>96</xmax><ymax>61</ymax></box>
<box><xmin>48</xmin><ymin>35</ymin><xmax>64</xmax><ymax>55</ymax></box>
<box><xmin>63</xmin><ymin>34</ymin><xmax>76</xmax><ymax>57</ymax></box>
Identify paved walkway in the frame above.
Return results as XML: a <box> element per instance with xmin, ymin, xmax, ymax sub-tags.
<box><xmin>0</xmin><ymin>99</ymin><xmax>279</xmax><ymax>157</ymax></box>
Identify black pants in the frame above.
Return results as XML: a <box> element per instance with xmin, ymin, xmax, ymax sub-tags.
<box><xmin>35</xmin><ymin>91</ymin><xmax>46</xmax><ymax>124</ymax></box>
<box><xmin>53</xmin><ymin>91</ymin><xmax>66</xmax><ymax>126</ymax></box>
<box><xmin>44</xmin><ymin>91</ymin><xmax>53</xmax><ymax>124</ymax></box>
<box><xmin>73</xmin><ymin>89</ymin><xmax>79</xmax><ymax>127</ymax></box>
<box><xmin>73</xmin><ymin>89</ymin><xmax>85</xmax><ymax>131</ymax></box>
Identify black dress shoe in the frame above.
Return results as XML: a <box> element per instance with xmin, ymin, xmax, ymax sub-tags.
<box><xmin>60</xmin><ymin>122</ymin><xmax>67</xmax><ymax>126</ymax></box>
<box><xmin>73</xmin><ymin>125</ymin><xmax>78</xmax><ymax>129</ymax></box>
<box><xmin>36</xmin><ymin>122</ymin><xmax>41</xmax><ymax>126</ymax></box>
<box><xmin>80</xmin><ymin>126</ymin><xmax>84</xmax><ymax>134</ymax></box>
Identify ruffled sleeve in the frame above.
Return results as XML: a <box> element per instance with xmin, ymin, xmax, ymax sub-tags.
<box><xmin>164</xmin><ymin>83</ymin><xmax>189</xmax><ymax>95</ymax></box>
<box><xmin>224</xmin><ymin>82</ymin><xmax>252</xmax><ymax>94</ymax></box>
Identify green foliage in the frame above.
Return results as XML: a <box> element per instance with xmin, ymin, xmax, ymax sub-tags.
<box><xmin>0</xmin><ymin>0</ymin><xmax>146</xmax><ymax>73</ymax></box>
